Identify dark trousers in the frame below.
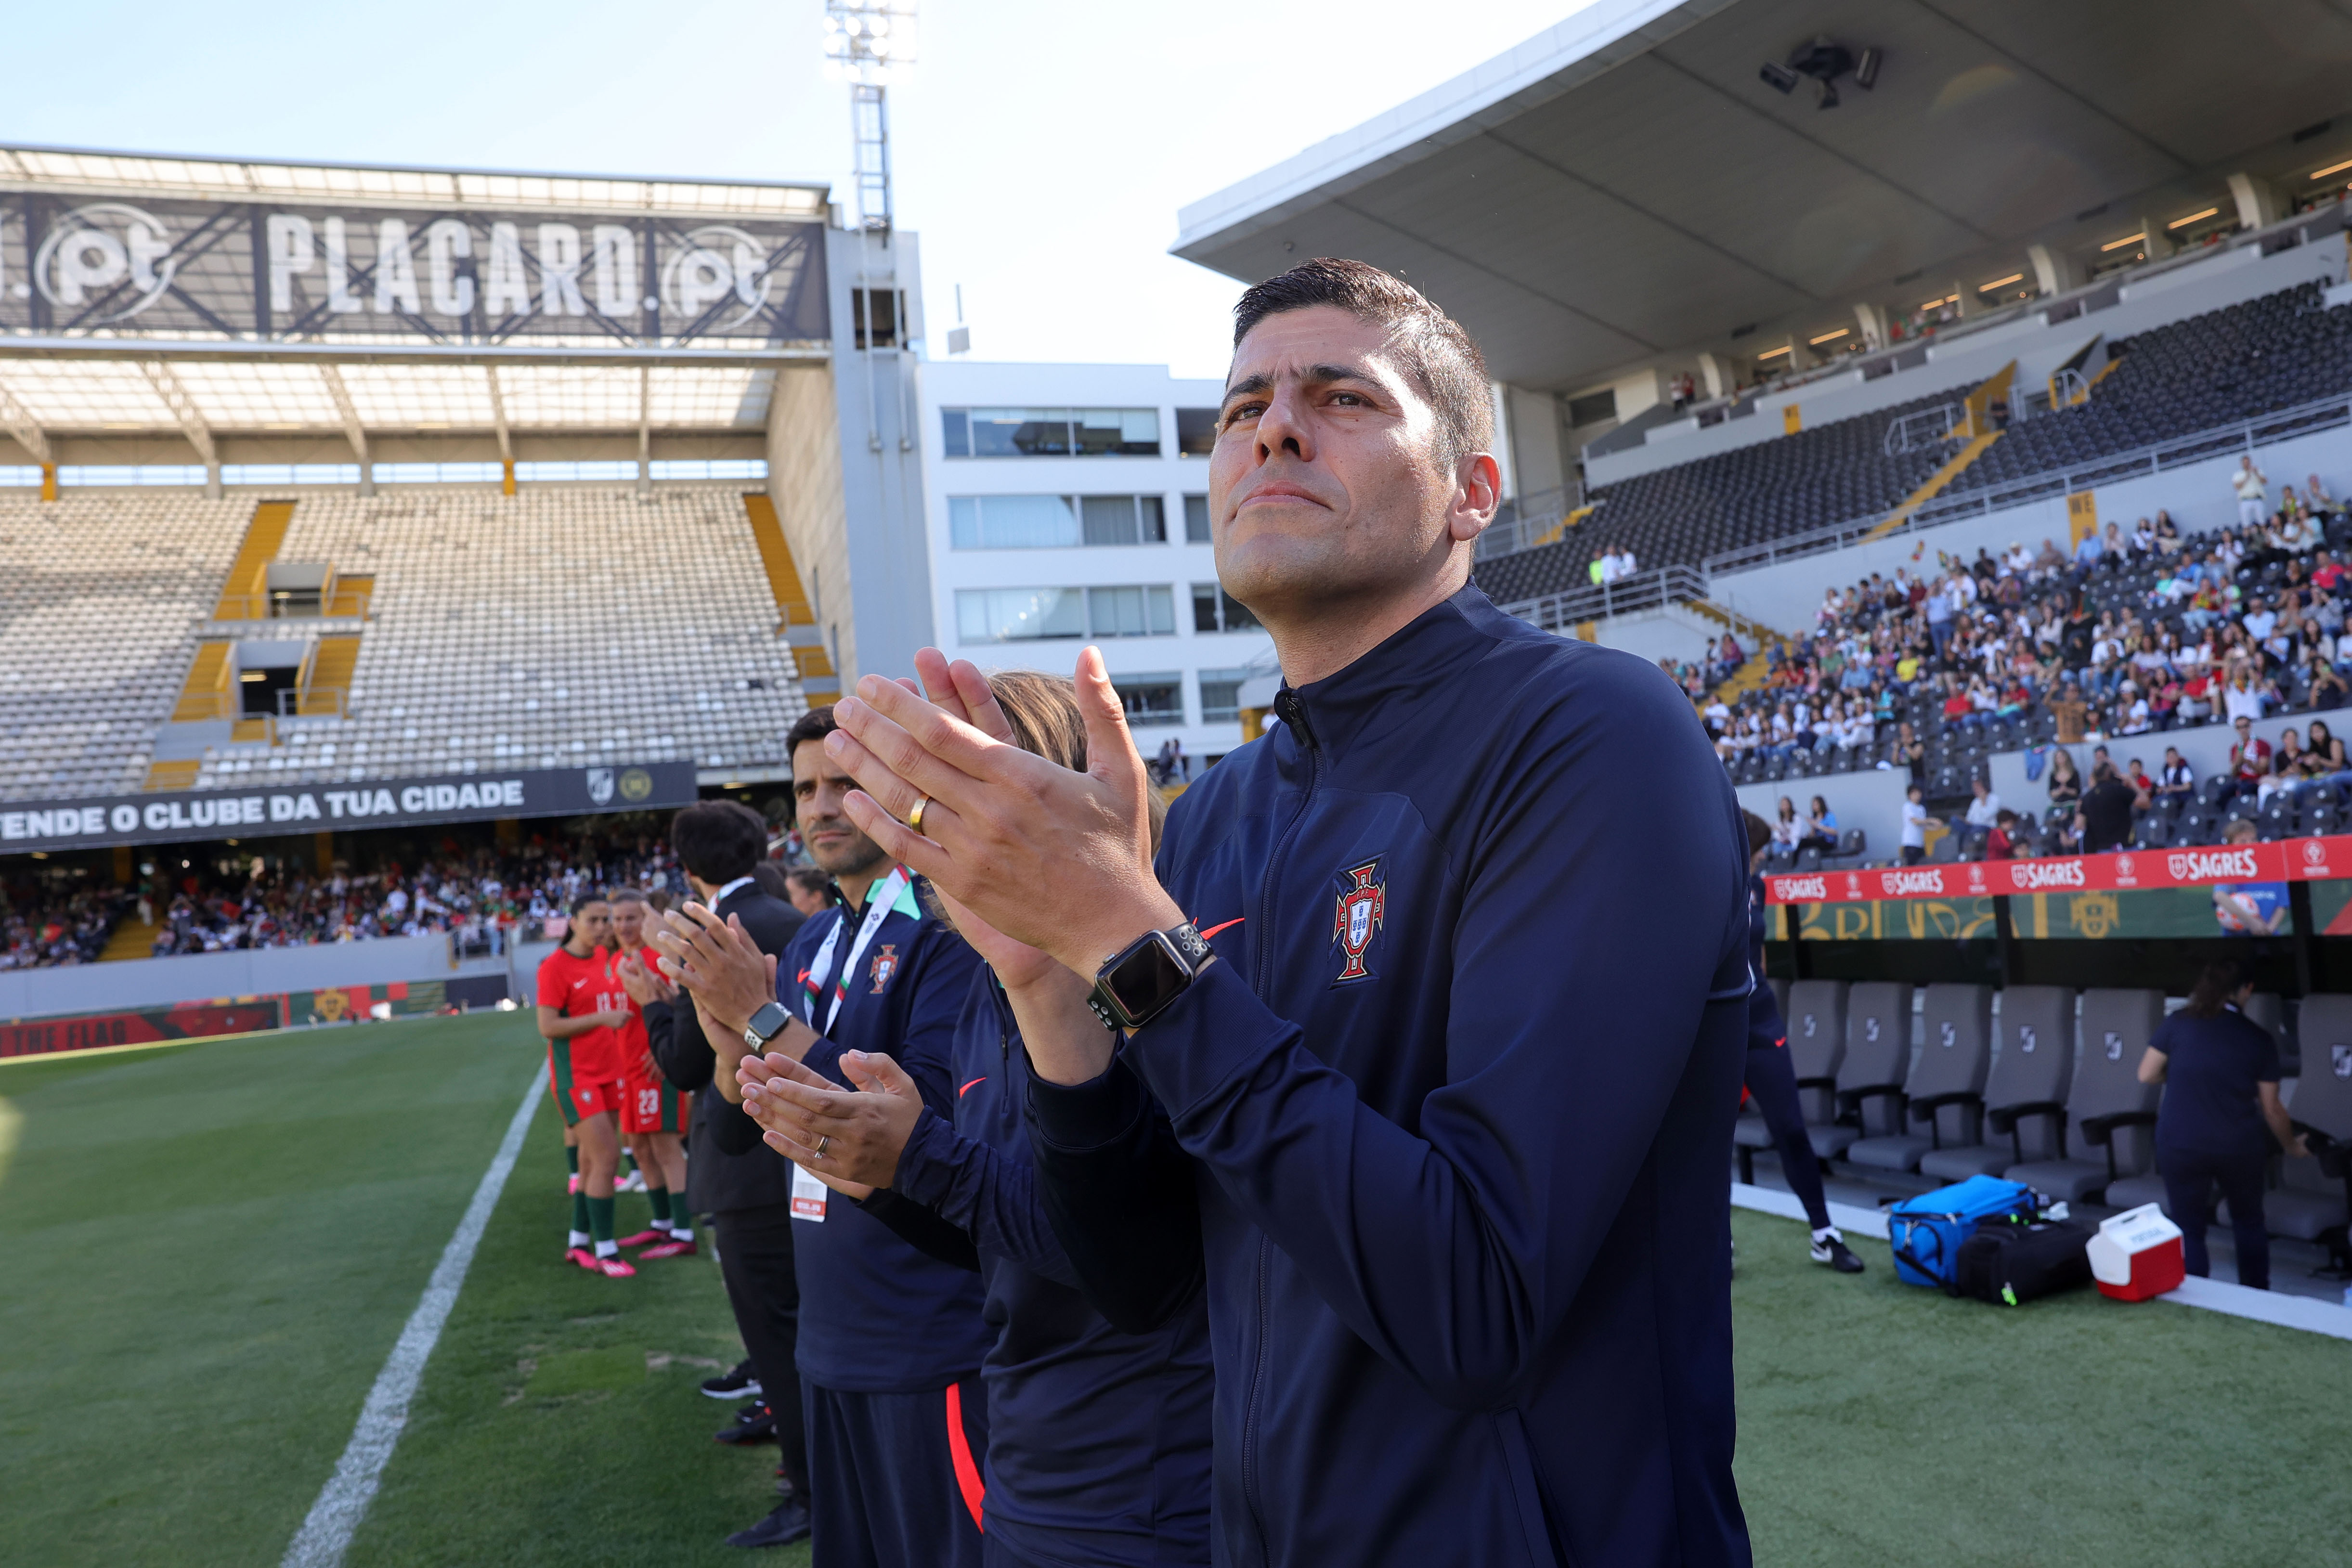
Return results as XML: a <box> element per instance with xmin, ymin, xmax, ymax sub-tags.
<box><xmin>2159</xmin><ymin>1143</ymin><xmax>2271</xmax><ymax>1291</ymax></box>
<box><xmin>711</xmin><ymin>1205</ymin><xmax>810</xmax><ymax>1493</ymax></box>
<box><xmin>1744</xmin><ymin>1042</ymin><xmax>1832</xmax><ymax>1231</ymax></box>
<box><xmin>805</xmin><ymin>1376</ymin><xmax>988</xmax><ymax>1568</ymax></box>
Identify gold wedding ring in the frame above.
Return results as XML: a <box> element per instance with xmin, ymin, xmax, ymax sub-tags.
<box><xmin>908</xmin><ymin>795</ymin><xmax>931</xmax><ymax>837</ymax></box>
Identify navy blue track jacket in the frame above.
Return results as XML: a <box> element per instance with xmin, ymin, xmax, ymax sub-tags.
<box><xmin>779</xmin><ymin>893</ymin><xmax>994</xmax><ymax>1394</ymax></box>
<box><xmin>1029</xmin><ymin>585</ymin><xmax>1754</xmax><ymax>1567</ymax></box>
<box><xmin>883</xmin><ymin>970</ymin><xmax>1214</xmax><ymax>1567</ymax></box>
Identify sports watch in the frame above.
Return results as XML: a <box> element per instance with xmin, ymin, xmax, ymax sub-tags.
<box><xmin>742</xmin><ymin>1000</ymin><xmax>793</xmax><ymax>1051</ymax></box>
<box><xmin>1086</xmin><ymin>921</ymin><xmax>1213</xmax><ymax>1031</ymax></box>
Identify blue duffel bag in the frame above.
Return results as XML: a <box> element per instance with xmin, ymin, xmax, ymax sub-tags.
<box><xmin>1888</xmin><ymin>1176</ymin><xmax>2038</xmax><ymax>1289</ymax></box>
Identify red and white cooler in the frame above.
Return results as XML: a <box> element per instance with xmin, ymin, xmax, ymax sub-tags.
<box><xmin>2087</xmin><ymin>1204</ymin><xmax>2186</xmax><ymax>1301</ymax></box>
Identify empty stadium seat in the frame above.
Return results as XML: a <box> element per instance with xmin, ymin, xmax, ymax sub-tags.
<box><xmin>2255</xmin><ymin>993</ymin><xmax>2352</xmax><ymax>1266</ymax></box>
<box><xmin>2004</xmin><ymin>988</ymin><xmax>2165</xmax><ymax>1204</ymax></box>
<box><xmin>1814</xmin><ymin>981</ymin><xmax>1912</xmax><ymax>1161</ymax></box>
<box><xmin>1847</xmin><ymin>984</ymin><xmax>1992</xmax><ymax>1174</ymax></box>
<box><xmin>1919</xmin><ymin>986</ymin><xmax>2077</xmax><ymax>1182</ymax></box>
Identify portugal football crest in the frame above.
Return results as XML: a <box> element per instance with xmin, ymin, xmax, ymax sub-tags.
<box><xmin>870</xmin><ymin>944</ymin><xmax>899</xmax><ymax>993</ymax></box>
<box><xmin>1331</xmin><ymin>859</ymin><xmax>1386</xmax><ymax>983</ymax></box>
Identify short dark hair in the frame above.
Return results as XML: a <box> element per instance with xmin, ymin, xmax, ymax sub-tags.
<box><xmin>787</xmin><ymin>867</ymin><xmax>831</xmax><ymax>897</ymax></box>
<box><xmin>751</xmin><ymin>861</ymin><xmax>791</xmax><ymax>902</ymax></box>
<box><xmin>568</xmin><ymin>891</ymin><xmax>606</xmax><ymax>918</ymax></box>
<box><xmin>786</xmin><ymin>706</ymin><xmax>837</xmax><ymax>756</ymax></box>
<box><xmin>1231</xmin><ymin>258</ymin><xmax>1491</xmax><ymax>467</ymax></box>
<box><xmin>670</xmin><ymin>800</ymin><xmax>766</xmax><ymax>884</ymax></box>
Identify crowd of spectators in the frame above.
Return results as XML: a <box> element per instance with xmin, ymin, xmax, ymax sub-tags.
<box><xmin>0</xmin><ymin>879</ymin><xmax>132</xmax><ymax>971</ymax></box>
<box><xmin>144</xmin><ymin>830</ymin><xmax>693</xmax><ymax>959</ymax></box>
<box><xmin>1690</xmin><ymin>467</ymin><xmax>2352</xmax><ymax>786</ymax></box>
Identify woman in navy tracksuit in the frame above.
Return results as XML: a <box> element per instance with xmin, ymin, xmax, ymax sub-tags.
<box><xmin>2139</xmin><ymin>958</ymin><xmax>2307</xmax><ymax>1290</ymax></box>
<box><xmin>1741</xmin><ymin>811</ymin><xmax>1864</xmax><ymax>1272</ymax></box>
<box><xmin>740</xmin><ymin>672</ymin><xmax>1213</xmax><ymax>1568</ymax></box>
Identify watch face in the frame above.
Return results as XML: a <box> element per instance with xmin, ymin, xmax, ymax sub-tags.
<box><xmin>1106</xmin><ymin>933</ymin><xmax>1191</xmax><ymax>1022</ymax></box>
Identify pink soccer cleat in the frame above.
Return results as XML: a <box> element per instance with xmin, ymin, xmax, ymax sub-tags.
<box><xmin>591</xmin><ymin>1253</ymin><xmax>637</xmax><ymax>1278</ymax></box>
<box><xmin>617</xmin><ymin>1229</ymin><xmax>670</xmax><ymax>1248</ymax></box>
<box><xmin>637</xmin><ymin>1238</ymin><xmax>699</xmax><ymax>1260</ymax></box>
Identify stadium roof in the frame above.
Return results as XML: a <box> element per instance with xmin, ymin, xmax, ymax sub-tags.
<box><xmin>0</xmin><ymin>147</ymin><xmax>832</xmax><ymax>451</ymax></box>
<box><xmin>1172</xmin><ymin>0</ymin><xmax>2352</xmax><ymax>392</ymax></box>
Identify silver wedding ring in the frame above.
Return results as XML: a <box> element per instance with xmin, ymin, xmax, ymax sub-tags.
<box><xmin>816</xmin><ymin>1135</ymin><xmax>832</xmax><ymax>1159</ymax></box>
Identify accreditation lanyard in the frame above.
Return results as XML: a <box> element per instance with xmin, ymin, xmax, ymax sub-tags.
<box><xmin>797</xmin><ymin>867</ymin><xmax>910</xmax><ymax>1034</ymax></box>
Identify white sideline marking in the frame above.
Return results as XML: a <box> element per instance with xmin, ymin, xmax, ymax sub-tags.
<box><xmin>1730</xmin><ymin>1181</ymin><xmax>1888</xmax><ymax>1240</ymax></box>
<box><xmin>281</xmin><ymin>1072</ymin><xmax>542</xmax><ymax>1568</ymax></box>
<box><xmin>1730</xmin><ymin>1182</ymin><xmax>2352</xmax><ymax>1340</ymax></box>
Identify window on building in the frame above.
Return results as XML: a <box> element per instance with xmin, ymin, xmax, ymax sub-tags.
<box><xmin>1191</xmin><ymin>583</ymin><xmax>1262</xmax><ymax>634</ymax></box>
<box><xmin>1196</xmin><ymin>666</ymin><xmax>1251</xmax><ymax>723</ymax></box>
<box><xmin>1183</xmin><ymin>494</ymin><xmax>1211</xmax><ymax>543</ymax></box>
<box><xmin>1175</xmin><ymin>407</ymin><xmax>1219</xmax><ymax>455</ymax></box>
<box><xmin>941</xmin><ymin>407</ymin><xmax>1160</xmax><ymax>458</ymax></box>
<box><xmin>1112</xmin><ymin>673</ymin><xmax>1185</xmax><ymax>726</ymax></box>
<box><xmin>956</xmin><ymin>585</ymin><xmax>1175</xmax><ymax>642</ymax></box>
<box><xmin>1566</xmin><ymin>389</ymin><xmax>1618</xmax><ymax>428</ymax></box>
<box><xmin>949</xmin><ymin>494</ymin><xmax>1165</xmax><ymax>549</ymax></box>
<box><xmin>852</xmin><ymin>288</ymin><xmax>904</xmax><ymax>349</ymax></box>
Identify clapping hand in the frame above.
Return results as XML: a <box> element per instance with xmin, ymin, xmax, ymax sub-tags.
<box><xmin>737</xmin><ymin>1048</ymin><xmax>927</xmax><ymax>1199</ymax></box>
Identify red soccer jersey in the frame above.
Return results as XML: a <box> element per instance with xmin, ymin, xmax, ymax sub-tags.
<box><xmin>611</xmin><ymin>945</ymin><xmax>662</xmax><ymax>1081</ymax></box>
<box><xmin>538</xmin><ymin>943</ymin><xmax>625</xmax><ymax>1082</ymax></box>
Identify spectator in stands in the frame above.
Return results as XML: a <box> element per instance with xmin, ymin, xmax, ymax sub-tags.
<box><xmin>2230</xmin><ymin>716</ymin><xmax>2273</xmax><ymax>782</ymax></box>
<box><xmin>2075</xmin><ymin>761</ymin><xmax>2142</xmax><ymax>853</ymax></box>
<box><xmin>1987</xmin><ymin>808</ymin><xmax>2020</xmax><ymax>859</ymax></box>
<box><xmin>2156</xmin><ymin>747</ymin><xmax>2194</xmax><ymax>800</ymax></box>
<box><xmin>1770</xmin><ymin>797</ymin><xmax>1803</xmax><ymax>852</ymax></box>
<box><xmin>2222</xmin><ymin>667</ymin><xmax>2267</xmax><ymax>724</ymax></box>
<box><xmin>2231</xmin><ymin>456</ymin><xmax>2270</xmax><ymax>526</ymax></box>
<box><xmin>2046</xmin><ymin>748</ymin><xmax>2083</xmax><ymax>806</ymax></box>
<box><xmin>1964</xmin><ymin>775</ymin><xmax>2001</xmax><ymax>829</ymax></box>
<box><xmin>1801</xmin><ymin>796</ymin><xmax>1837</xmax><ymax>854</ymax></box>
<box><xmin>2139</xmin><ymin>958</ymin><xmax>2303</xmax><ymax>1292</ymax></box>
<box><xmin>2050</xmin><ymin>681</ymin><xmax>2089</xmax><ymax>743</ymax></box>
<box><xmin>2307</xmin><ymin>719</ymin><xmax>2346</xmax><ymax>772</ymax></box>
<box><xmin>2073</xmin><ymin>527</ymin><xmax>2104</xmax><ymax>569</ymax></box>
<box><xmin>1899</xmin><ymin>783</ymin><xmax>1940</xmax><ymax>866</ymax></box>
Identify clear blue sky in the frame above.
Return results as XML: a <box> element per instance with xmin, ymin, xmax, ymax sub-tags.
<box><xmin>5</xmin><ymin>0</ymin><xmax>1592</xmax><ymax>377</ymax></box>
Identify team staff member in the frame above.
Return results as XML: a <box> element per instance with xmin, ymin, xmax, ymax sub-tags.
<box><xmin>1741</xmin><ymin>813</ymin><xmax>1863</xmax><ymax>1273</ymax></box>
<box><xmin>535</xmin><ymin>893</ymin><xmax>634</xmax><ymax>1278</ymax></box>
<box><xmin>657</xmin><ymin>707</ymin><xmax>992</xmax><ymax>1568</ymax></box>
<box><xmin>817</xmin><ymin>260</ymin><xmax>1753</xmax><ymax>1565</ymax></box>
<box><xmin>737</xmin><ymin>672</ymin><xmax>1214</xmax><ymax>1568</ymax></box>
<box><xmin>634</xmin><ymin>801</ymin><xmax>810</xmax><ymax>1551</ymax></box>
<box><xmin>606</xmin><ymin>888</ymin><xmax>695</xmax><ymax>1257</ymax></box>
<box><xmin>2139</xmin><ymin>959</ymin><xmax>2307</xmax><ymax>1291</ymax></box>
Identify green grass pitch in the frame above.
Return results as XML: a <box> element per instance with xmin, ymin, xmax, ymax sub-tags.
<box><xmin>1</xmin><ymin>1012</ymin><xmax>2344</xmax><ymax>1566</ymax></box>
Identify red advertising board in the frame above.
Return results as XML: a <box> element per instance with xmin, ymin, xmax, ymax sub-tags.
<box><xmin>0</xmin><ymin>1000</ymin><xmax>284</xmax><ymax>1058</ymax></box>
<box><xmin>1763</xmin><ymin>833</ymin><xmax>2352</xmax><ymax>906</ymax></box>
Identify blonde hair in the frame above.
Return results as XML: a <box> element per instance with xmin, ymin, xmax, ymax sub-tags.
<box><xmin>985</xmin><ymin>668</ymin><xmax>1167</xmax><ymax>851</ymax></box>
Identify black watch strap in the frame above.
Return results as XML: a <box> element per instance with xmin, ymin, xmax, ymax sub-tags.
<box><xmin>1086</xmin><ymin>921</ymin><xmax>1211</xmax><ymax>1032</ymax></box>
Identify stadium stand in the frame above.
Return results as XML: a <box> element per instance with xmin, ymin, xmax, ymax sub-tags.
<box><xmin>1478</xmin><ymin>279</ymin><xmax>2352</xmax><ymax>604</ymax></box>
<box><xmin>0</xmin><ymin>494</ymin><xmax>253</xmax><ymax>798</ymax></box>
<box><xmin>1943</xmin><ymin>283</ymin><xmax>2352</xmax><ymax>499</ymax></box>
<box><xmin>161</xmin><ymin>487</ymin><xmax>812</xmax><ymax>793</ymax></box>
<box><xmin>1702</xmin><ymin>482</ymin><xmax>2352</xmax><ymax>847</ymax></box>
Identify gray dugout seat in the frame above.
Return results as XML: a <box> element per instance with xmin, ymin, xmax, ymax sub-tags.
<box><xmin>1919</xmin><ymin>987</ymin><xmax>2077</xmax><ymax>1182</ymax></box>
<box><xmin>2005</xmin><ymin>988</ymin><xmax>2165</xmax><ymax>1204</ymax></box>
<box><xmin>1848</xmin><ymin>985</ymin><xmax>1993</xmax><ymax>1172</ymax></box>
<box><xmin>1734</xmin><ymin>979</ymin><xmax>1845</xmax><ymax>1178</ymax></box>
<box><xmin>1814</xmin><ymin>982</ymin><xmax>1913</xmax><ymax>1161</ymax></box>
<box><xmin>2254</xmin><ymin>992</ymin><xmax>2352</xmax><ymax>1269</ymax></box>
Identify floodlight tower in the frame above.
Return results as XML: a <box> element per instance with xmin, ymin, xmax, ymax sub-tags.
<box><xmin>822</xmin><ymin>1</ymin><xmax>917</xmax><ymax>233</ymax></box>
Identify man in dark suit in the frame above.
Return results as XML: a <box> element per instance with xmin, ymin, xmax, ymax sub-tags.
<box><xmin>636</xmin><ymin>799</ymin><xmax>810</xmax><ymax>1550</ymax></box>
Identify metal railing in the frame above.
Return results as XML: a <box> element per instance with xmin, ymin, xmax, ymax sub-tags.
<box><xmin>210</xmin><ymin>588</ymin><xmax>372</xmax><ymax>621</ymax></box>
<box><xmin>1475</xmin><ymin>485</ymin><xmax>1581</xmax><ymax>560</ymax></box>
<box><xmin>1883</xmin><ymin>404</ymin><xmax>1962</xmax><ymax>456</ymax></box>
<box><xmin>1698</xmin><ymin>388</ymin><xmax>2352</xmax><ymax>578</ymax></box>
<box><xmin>1495</xmin><ymin>564</ymin><xmax>1710</xmax><ymax>634</ymax></box>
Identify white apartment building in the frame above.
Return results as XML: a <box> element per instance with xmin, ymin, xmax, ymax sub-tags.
<box><xmin>916</xmin><ymin>361</ymin><xmax>1275</xmax><ymax>771</ymax></box>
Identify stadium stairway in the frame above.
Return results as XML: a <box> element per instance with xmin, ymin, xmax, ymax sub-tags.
<box><xmin>1862</xmin><ymin>363</ymin><xmax>2015</xmax><ymax>542</ymax></box>
<box><xmin>99</xmin><ymin>918</ymin><xmax>158</xmax><ymax>962</ymax></box>
<box><xmin>212</xmin><ymin>501</ymin><xmax>295</xmax><ymax>621</ymax></box>
<box><xmin>741</xmin><ymin>492</ymin><xmax>841</xmax><ymax>702</ymax></box>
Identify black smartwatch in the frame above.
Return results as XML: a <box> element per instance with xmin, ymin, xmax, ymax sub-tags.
<box><xmin>741</xmin><ymin>1000</ymin><xmax>793</xmax><ymax>1051</ymax></box>
<box><xmin>1086</xmin><ymin>921</ymin><xmax>1212</xmax><ymax>1031</ymax></box>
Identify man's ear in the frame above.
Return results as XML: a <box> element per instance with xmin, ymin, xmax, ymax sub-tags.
<box><xmin>1449</xmin><ymin>453</ymin><xmax>1502</xmax><ymax>544</ymax></box>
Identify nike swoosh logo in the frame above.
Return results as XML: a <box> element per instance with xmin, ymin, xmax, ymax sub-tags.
<box><xmin>1198</xmin><ymin>917</ymin><xmax>1245</xmax><ymax>940</ymax></box>
<box><xmin>959</xmin><ymin>1077</ymin><xmax>987</xmax><ymax>1098</ymax></box>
